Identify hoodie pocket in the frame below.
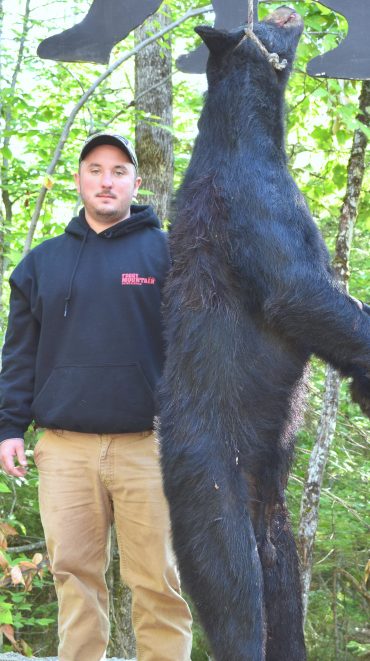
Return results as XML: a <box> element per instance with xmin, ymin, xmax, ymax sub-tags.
<box><xmin>32</xmin><ymin>364</ymin><xmax>155</xmax><ymax>433</ymax></box>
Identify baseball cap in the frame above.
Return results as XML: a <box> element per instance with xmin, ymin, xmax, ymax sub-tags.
<box><xmin>79</xmin><ymin>132</ymin><xmax>139</xmax><ymax>171</ymax></box>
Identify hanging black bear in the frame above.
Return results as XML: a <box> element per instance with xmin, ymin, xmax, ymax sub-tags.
<box><xmin>159</xmin><ymin>6</ymin><xmax>370</xmax><ymax>661</ymax></box>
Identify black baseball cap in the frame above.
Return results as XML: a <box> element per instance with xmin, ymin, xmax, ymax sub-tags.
<box><xmin>79</xmin><ymin>132</ymin><xmax>139</xmax><ymax>171</ymax></box>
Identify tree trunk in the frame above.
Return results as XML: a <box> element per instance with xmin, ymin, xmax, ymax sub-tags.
<box><xmin>298</xmin><ymin>81</ymin><xmax>370</xmax><ymax>621</ymax></box>
<box><xmin>135</xmin><ymin>6</ymin><xmax>173</xmax><ymax>222</ymax></box>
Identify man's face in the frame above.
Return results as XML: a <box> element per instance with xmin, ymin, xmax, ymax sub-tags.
<box><xmin>74</xmin><ymin>144</ymin><xmax>142</xmax><ymax>229</ymax></box>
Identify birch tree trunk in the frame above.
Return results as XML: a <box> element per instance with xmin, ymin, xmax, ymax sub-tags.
<box><xmin>298</xmin><ymin>81</ymin><xmax>370</xmax><ymax>621</ymax></box>
<box><xmin>135</xmin><ymin>6</ymin><xmax>173</xmax><ymax>222</ymax></box>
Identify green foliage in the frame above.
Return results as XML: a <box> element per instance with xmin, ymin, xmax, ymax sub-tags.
<box><xmin>289</xmin><ymin>385</ymin><xmax>369</xmax><ymax>660</ymax></box>
<box><xmin>0</xmin><ymin>596</ymin><xmax>13</xmax><ymax>625</ymax></box>
<box><xmin>0</xmin><ymin>429</ymin><xmax>57</xmax><ymax>654</ymax></box>
<box><xmin>0</xmin><ymin>0</ymin><xmax>369</xmax><ymax>657</ymax></box>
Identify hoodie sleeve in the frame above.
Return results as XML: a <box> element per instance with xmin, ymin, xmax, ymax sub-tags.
<box><xmin>0</xmin><ymin>262</ymin><xmax>40</xmax><ymax>443</ymax></box>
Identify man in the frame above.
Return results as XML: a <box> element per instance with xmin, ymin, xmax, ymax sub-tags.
<box><xmin>0</xmin><ymin>133</ymin><xmax>192</xmax><ymax>661</ymax></box>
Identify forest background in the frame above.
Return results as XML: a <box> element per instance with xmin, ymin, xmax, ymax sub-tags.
<box><xmin>0</xmin><ymin>0</ymin><xmax>369</xmax><ymax>659</ymax></box>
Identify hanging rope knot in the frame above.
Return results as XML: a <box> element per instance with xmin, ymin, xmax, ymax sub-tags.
<box><xmin>234</xmin><ymin>0</ymin><xmax>288</xmax><ymax>71</ymax></box>
<box><xmin>267</xmin><ymin>52</ymin><xmax>288</xmax><ymax>71</ymax></box>
<box><xmin>235</xmin><ymin>27</ymin><xmax>288</xmax><ymax>71</ymax></box>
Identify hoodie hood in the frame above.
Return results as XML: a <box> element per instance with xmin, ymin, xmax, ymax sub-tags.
<box><xmin>65</xmin><ymin>205</ymin><xmax>161</xmax><ymax>239</ymax></box>
<box><xmin>63</xmin><ymin>204</ymin><xmax>161</xmax><ymax>317</ymax></box>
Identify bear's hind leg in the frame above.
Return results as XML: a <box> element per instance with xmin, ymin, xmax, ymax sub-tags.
<box><xmin>161</xmin><ymin>439</ymin><xmax>266</xmax><ymax>661</ymax></box>
<box><xmin>263</xmin><ymin>504</ymin><xmax>306</xmax><ymax>661</ymax></box>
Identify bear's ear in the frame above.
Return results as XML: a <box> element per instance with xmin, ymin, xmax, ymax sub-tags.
<box><xmin>194</xmin><ymin>25</ymin><xmax>241</xmax><ymax>55</ymax></box>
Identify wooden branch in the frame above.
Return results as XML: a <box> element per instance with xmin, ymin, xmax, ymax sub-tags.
<box><xmin>6</xmin><ymin>540</ymin><xmax>46</xmax><ymax>554</ymax></box>
<box><xmin>128</xmin><ymin>72</ymin><xmax>173</xmax><ymax>107</ymax></box>
<box><xmin>23</xmin><ymin>4</ymin><xmax>213</xmax><ymax>255</ymax></box>
<box><xmin>336</xmin><ymin>568</ymin><xmax>370</xmax><ymax>603</ymax></box>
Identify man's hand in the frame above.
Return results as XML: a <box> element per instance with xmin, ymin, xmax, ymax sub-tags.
<box><xmin>0</xmin><ymin>438</ymin><xmax>27</xmax><ymax>477</ymax></box>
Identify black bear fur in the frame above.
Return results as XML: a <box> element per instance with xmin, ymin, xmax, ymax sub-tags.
<box><xmin>159</xmin><ymin>7</ymin><xmax>370</xmax><ymax>660</ymax></box>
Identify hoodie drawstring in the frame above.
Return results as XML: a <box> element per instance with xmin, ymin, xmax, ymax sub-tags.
<box><xmin>64</xmin><ymin>229</ymin><xmax>89</xmax><ymax>318</ymax></box>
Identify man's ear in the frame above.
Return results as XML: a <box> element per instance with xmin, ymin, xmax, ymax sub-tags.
<box><xmin>194</xmin><ymin>25</ymin><xmax>242</xmax><ymax>56</ymax></box>
<box><xmin>73</xmin><ymin>172</ymin><xmax>80</xmax><ymax>194</ymax></box>
<box><xmin>134</xmin><ymin>176</ymin><xmax>142</xmax><ymax>197</ymax></box>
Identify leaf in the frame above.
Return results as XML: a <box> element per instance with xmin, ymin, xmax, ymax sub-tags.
<box><xmin>31</xmin><ymin>553</ymin><xmax>43</xmax><ymax>566</ymax></box>
<box><xmin>0</xmin><ymin>482</ymin><xmax>11</xmax><ymax>493</ymax></box>
<box><xmin>365</xmin><ymin>559</ymin><xmax>370</xmax><ymax>587</ymax></box>
<box><xmin>18</xmin><ymin>561</ymin><xmax>37</xmax><ymax>571</ymax></box>
<box><xmin>0</xmin><ymin>623</ymin><xmax>15</xmax><ymax>640</ymax></box>
<box><xmin>20</xmin><ymin>639</ymin><xmax>34</xmax><ymax>657</ymax></box>
<box><xmin>35</xmin><ymin>617</ymin><xmax>54</xmax><ymax>626</ymax></box>
<box><xmin>10</xmin><ymin>565</ymin><xmax>25</xmax><ymax>586</ymax></box>
<box><xmin>24</xmin><ymin>575</ymin><xmax>34</xmax><ymax>592</ymax></box>
<box><xmin>0</xmin><ymin>551</ymin><xmax>9</xmax><ymax>571</ymax></box>
<box><xmin>0</xmin><ymin>601</ymin><xmax>13</xmax><ymax>625</ymax></box>
<box><xmin>43</xmin><ymin>175</ymin><xmax>54</xmax><ymax>190</ymax></box>
<box><xmin>0</xmin><ymin>521</ymin><xmax>18</xmax><ymax>538</ymax></box>
<box><xmin>1</xmin><ymin>146</ymin><xmax>12</xmax><ymax>160</ymax></box>
<box><xmin>0</xmin><ymin>623</ymin><xmax>21</xmax><ymax>651</ymax></box>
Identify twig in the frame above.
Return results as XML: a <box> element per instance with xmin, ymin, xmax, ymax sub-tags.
<box><xmin>337</xmin><ymin>568</ymin><xmax>370</xmax><ymax>603</ymax></box>
<box><xmin>6</xmin><ymin>540</ymin><xmax>46</xmax><ymax>553</ymax></box>
<box><xmin>128</xmin><ymin>72</ymin><xmax>173</xmax><ymax>107</ymax></box>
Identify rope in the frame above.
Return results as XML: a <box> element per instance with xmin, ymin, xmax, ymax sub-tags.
<box><xmin>248</xmin><ymin>0</ymin><xmax>254</xmax><ymax>32</ymax></box>
<box><xmin>235</xmin><ymin>0</ymin><xmax>288</xmax><ymax>71</ymax></box>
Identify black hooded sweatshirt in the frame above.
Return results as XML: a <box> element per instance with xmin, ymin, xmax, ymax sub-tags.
<box><xmin>0</xmin><ymin>205</ymin><xmax>170</xmax><ymax>441</ymax></box>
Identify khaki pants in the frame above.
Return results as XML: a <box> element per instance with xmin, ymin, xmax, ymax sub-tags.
<box><xmin>34</xmin><ymin>429</ymin><xmax>192</xmax><ymax>661</ymax></box>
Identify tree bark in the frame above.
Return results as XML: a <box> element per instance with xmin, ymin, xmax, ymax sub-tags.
<box><xmin>298</xmin><ymin>81</ymin><xmax>370</xmax><ymax>621</ymax></box>
<box><xmin>135</xmin><ymin>6</ymin><xmax>173</xmax><ymax>222</ymax></box>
